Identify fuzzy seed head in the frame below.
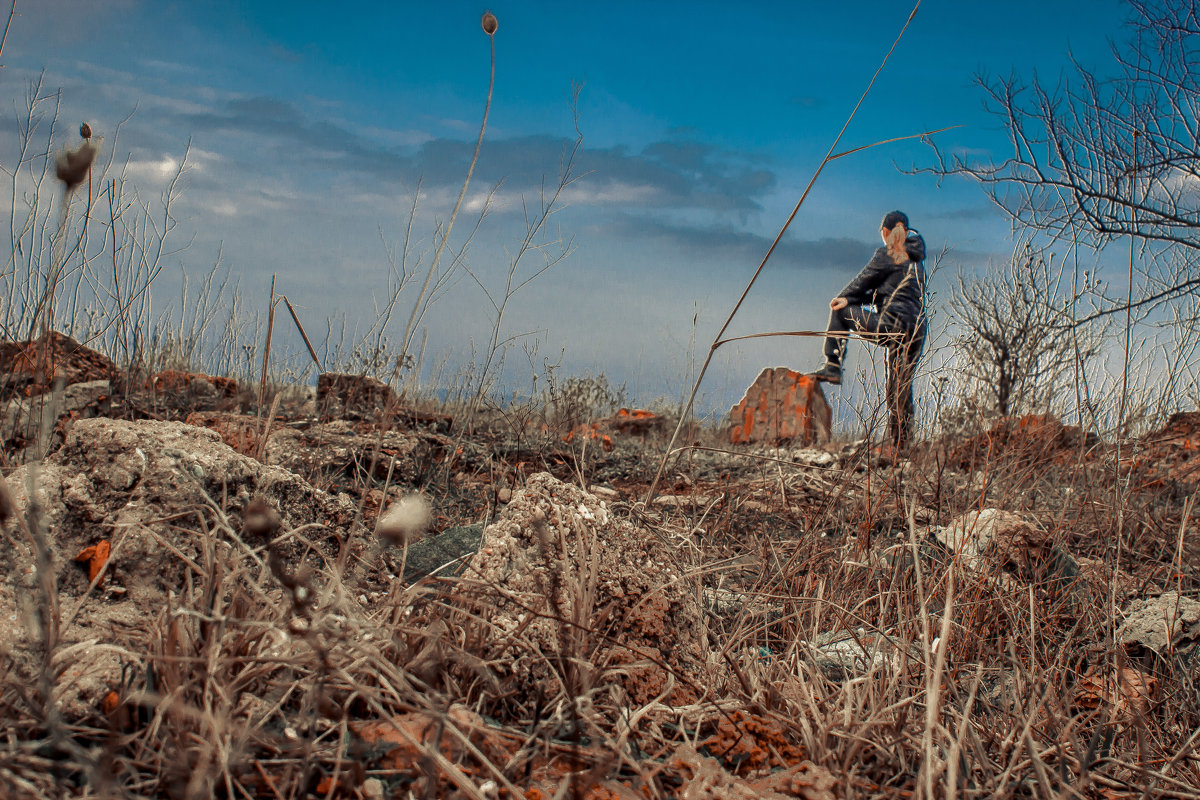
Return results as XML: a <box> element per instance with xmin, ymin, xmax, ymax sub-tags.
<box><xmin>376</xmin><ymin>494</ymin><xmax>431</xmax><ymax>545</ymax></box>
<box><xmin>55</xmin><ymin>141</ymin><xmax>99</xmax><ymax>192</ymax></box>
<box><xmin>242</xmin><ymin>497</ymin><xmax>281</xmax><ymax>543</ymax></box>
<box><xmin>481</xmin><ymin>11</ymin><xmax>498</xmax><ymax>35</ymax></box>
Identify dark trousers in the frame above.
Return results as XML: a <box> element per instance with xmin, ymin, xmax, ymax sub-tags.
<box><xmin>823</xmin><ymin>305</ymin><xmax>925</xmax><ymax>448</ymax></box>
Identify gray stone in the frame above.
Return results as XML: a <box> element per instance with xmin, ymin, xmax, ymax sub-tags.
<box><xmin>1118</xmin><ymin>591</ymin><xmax>1200</xmax><ymax>658</ymax></box>
<box><xmin>799</xmin><ymin>627</ymin><xmax>923</xmax><ymax>680</ymax></box>
<box><xmin>934</xmin><ymin>508</ymin><xmax>1080</xmax><ymax>588</ymax></box>
<box><xmin>455</xmin><ymin>473</ymin><xmax>719</xmax><ymax>705</ymax></box>
<box><xmin>401</xmin><ymin>524</ymin><xmax>484</xmax><ymax>582</ymax></box>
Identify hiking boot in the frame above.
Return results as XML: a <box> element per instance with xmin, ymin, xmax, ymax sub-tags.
<box><xmin>807</xmin><ymin>363</ymin><xmax>842</xmax><ymax>385</ymax></box>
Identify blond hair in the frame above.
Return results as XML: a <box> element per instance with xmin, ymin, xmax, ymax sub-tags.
<box><xmin>884</xmin><ymin>222</ymin><xmax>909</xmax><ymax>264</ymax></box>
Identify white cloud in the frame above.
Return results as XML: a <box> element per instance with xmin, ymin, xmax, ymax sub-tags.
<box><xmin>560</xmin><ymin>181</ymin><xmax>660</xmax><ymax>207</ymax></box>
<box><xmin>206</xmin><ymin>200</ymin><xmax>239</xmax><ymax>217</ymax></box>
<box><xmin>124</xmin><ymin>154</ymin><xmax>181</xmax><ymax>183</ymax></box>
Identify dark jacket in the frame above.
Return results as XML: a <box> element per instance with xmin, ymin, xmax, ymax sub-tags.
<box><xmin>838</xmin><ymin>231</ymin><xmax>926</xmax><ymax>333</ymax></box>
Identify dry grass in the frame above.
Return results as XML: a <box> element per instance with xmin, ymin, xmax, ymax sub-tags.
<box><xmin>0</xmin><ymin>387</ymin><xmax>1197</xmax><ymax>799</ymax></box>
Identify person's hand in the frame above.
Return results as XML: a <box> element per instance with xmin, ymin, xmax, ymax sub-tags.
<box><xmin>830</xmin><ymin>297</ymin><xmax>848</xmax><ymax>311</ymax></box>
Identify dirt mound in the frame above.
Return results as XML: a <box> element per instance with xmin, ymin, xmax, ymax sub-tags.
<box><xmin>949</xmin><ymin>414</ymin><xmax>1096</xmax><ymax>468</ymax></box>
<box><xmin>2</xmin><ymin>418</ymin><xmax>358</xmax><ymax>606</ymax></box>
<box><xmin>1133</xmin><ymin>410</ymin><xmax>1200</xmax><ymax>488</ymax></box>
<box><xmin>0</xmin><ymin>331</ymin><xmax>116</xmax><ymax>399</ymax></box>
<box><xmin>456</xmin><ymin>472</ymin><xmax>717</xmax><ymax>707</ymax></box>
<box><xmin>185</xmin><ymin>412</ymin><xmax>448</xmax><ymax>494</ymax></box>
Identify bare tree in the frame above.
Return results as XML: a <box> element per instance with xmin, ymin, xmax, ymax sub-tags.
<box><xmin>923</xmin><ymin>0</ymin><xmax>1200</xmax><ymax>321</ymax></box>
<box><xmin>950</xmin><ymin>243</ymin><xmax>1107</xmax><ymax>417</ymax></box>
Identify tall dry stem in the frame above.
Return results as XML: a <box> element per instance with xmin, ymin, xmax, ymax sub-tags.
<box><xmin>647</xmin><ymin>0</ymin><xmax>936</xmax><ymax>500</ymax></box>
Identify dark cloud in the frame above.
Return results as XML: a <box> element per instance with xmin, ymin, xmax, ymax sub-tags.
<box><xmin>578</xmin><ymin>141</ymin><xmax>775</xmax><ymax>214</ymax></box>
<box><xmin>606</xmin><ymin>214</ymin><xmax>872</xmax><ymax>271</ymax></box>
<box><xmin>177</xmin><ymin>94</ymin><xmax>777</xmax><ymax>214</ymax></box>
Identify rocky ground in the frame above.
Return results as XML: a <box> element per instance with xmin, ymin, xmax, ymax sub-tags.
<box><xmin>1</xmin><ymin>333</ymin><xmax>1199</xmax><ymax>799</ymax></box>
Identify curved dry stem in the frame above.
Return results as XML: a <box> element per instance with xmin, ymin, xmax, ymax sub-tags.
<box><xmin>646</xmin><ymin>0</ymin><xmax>926</xmax><ymax>502</ymax></box>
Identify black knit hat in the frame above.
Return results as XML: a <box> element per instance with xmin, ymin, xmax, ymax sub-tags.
<box><xmin>881</xmin><ymin>210</ymin><xmax>909</xmax><ymax>231</ymax></box>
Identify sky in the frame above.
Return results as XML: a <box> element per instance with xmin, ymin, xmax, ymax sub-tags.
<box><xmin>0</xmin><ymin>0</ymin><xmax>1133</xmax><ymax>420</ymax></box>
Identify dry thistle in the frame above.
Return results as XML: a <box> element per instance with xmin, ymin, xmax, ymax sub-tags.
<box><xmin>79</xmin><ymin>122</ymin><xmax>92</xmax><ymax>140</ymax></box>
<box><xmin>376</xmin><ymin>493</ymin><xmax>431</xmax><ymax>546</ymax></box>
<box><xmin>481</xmin><ymin>10</ymin><xmax>498</xmax><ymax>35</ymax></box>
<box><xmin>55</xmin><ymin>138</ymin><xmax>99</xmax><ymax>192</ymax></box>
<box><xmin>242</xmin><ymin>497</ymin><xmax>281</xmax><ymax>544</ymax></box>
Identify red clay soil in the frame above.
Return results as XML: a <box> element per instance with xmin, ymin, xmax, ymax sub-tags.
<box><xmin>950</xmin><ymin>413</ymin><xmax>1097</xmax><ymax>469</ymax></box>
<box><xmin>698</xmin><ymin>710</ymin><xmax>808</xmax><ymax>776</ymax></box>
<box><xmin>184</xmin><ymin>411</ymin><xmax>261</xmax><ymax>456</ymax></box>
<box><xmin>1129</xmin><ymin>410</ymin><xmax>1200</xmax><ymax>489</ymax></box>
<box><xmin>0</xmin><ymin>331</ymin><xmax>116</xmax><ymax>397</ymax></box>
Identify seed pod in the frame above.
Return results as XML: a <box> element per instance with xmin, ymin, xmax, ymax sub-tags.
<box><xmin>242</xmin><ymin>497</ymin><xmax>281</xmax><ymax>543</ymax></box>
<box><xmin>79</xmin><ymin>122</ymin><xmax>92</xmax><ymax>139</ymax></box>
<box><xmin>481</xmin><ymin>11</ymin><xmax>498</xmax><ymax>35</ymax></box>
<box><xmin>55</xmin><ymin>141</ymin><xmax>99</xmax><ymax>192</ymax></box>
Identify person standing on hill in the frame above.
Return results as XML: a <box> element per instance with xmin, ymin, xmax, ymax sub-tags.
<box><xmin>807</xmin><ymin>210</ymin><xmax>927</xmax><ymax>450</ymax></box>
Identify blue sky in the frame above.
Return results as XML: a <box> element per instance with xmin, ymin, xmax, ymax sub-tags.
<box><xmin>1</xmin><ymin>0</ymin><xmax>1130</xmax><ymax>418</ymax></box>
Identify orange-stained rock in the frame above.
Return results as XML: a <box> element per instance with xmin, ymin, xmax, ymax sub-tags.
<box><xmin>729</xmin><ymin>367</ymin><xmax>830</xmax><ymax>446</ymax></box>
<box><xmin>563</xmin><ymin>408</ymin><xmax>663</xmax><ymax>450</ymax></box>
<box><xmin>952</xmin><ymin>414</ymin><xmax>1096</xmax><ymax>470</ymax></box>
<box><xmin>0</xmin><ymin>331</ymin><xmax>116</xmax><ymax>398</ymax></box>
<box><xmin>563</xmin><ymin>422</ymin><xmax>614</xmax><ymax>451</ymax></box>
<box><xmin>699</xmin><ymin>710</ymin><xmax>808</xmax><ymax>776</ymax></box>
<box><xmin>609</xmin><ymin>407</ymin><xmax>665</xmax><ymax>436</ymax></box>
<box><xmin>351</xmin><ymin>705</ymin><xmax>511</xmax><ymax>772</ymax></box>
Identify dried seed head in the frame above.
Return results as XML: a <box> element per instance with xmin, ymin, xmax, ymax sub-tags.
<box><xmin>0</xmin><ymin>476</ymin><xmax>15</xmax><ymax>524</ymax></box>
<box><xmin>79</xmin><ymin>122</ymin><xmax>92</xmax><ymax>139</ymax></box>
<box><xmin>481</xmin><ymin>10</ymin><xmax>498</xmax><ymax>35</ymax></box>
<box><xmin>55</xmin><ymin>140</ymin><xmax>99</xmax><ymax>192</ymax></box>
<box><xmin>376</xmin><ymin>493</ymin><xmax>431</xmax><ymax>546</ymax></box>
<box><xmin>242</xmin><ymin>497</ymin><xmax>281</xmax><ymax>543</ymax></box>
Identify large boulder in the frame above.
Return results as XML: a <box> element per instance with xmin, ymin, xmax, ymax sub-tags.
<box><xmin>729</xmin><ymin>367</ymin><xmax>830</xmax><ymax>446</ymax></box>
<box><xmin>456</xmin><ymin>473</ymin><xmax>715</xmax><ymax>706</ymax></box>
